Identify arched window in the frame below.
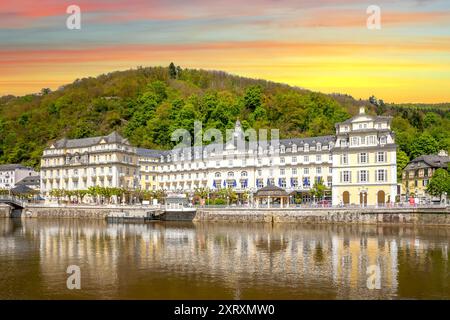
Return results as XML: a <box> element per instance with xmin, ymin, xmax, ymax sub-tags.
<box><xmin>215</xmin><ymin>172</ymin><xmax>221</xmax><ymax>178</ymax></box>
<box><xmin>228</xmin><ymin>171</ymin><xmax>234</xmax><ymax>177</ymax></box>
<box><xmin>241</xmin><ymin>171</ymin><xmax>248</xmax><ymax>177</ymax></box>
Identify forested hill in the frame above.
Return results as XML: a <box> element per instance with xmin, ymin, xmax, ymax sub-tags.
<box><xmin>0</xmin><ymin>65</ymin><xmax>449</xmax><ymax>174</ymax></box>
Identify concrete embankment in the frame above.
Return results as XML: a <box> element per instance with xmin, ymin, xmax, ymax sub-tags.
<box><xmin>3</xmin><ymin>205</ymin><xmax>450</xmax><ymax>226</ymax></box>
<box><xmin>20</xmin><ymin>205</ymin><xmax>154</xmax><ymax>219</ymax></box>
<box><xmin>0</xmin><ymin>204</ymin><xmax>11</xmax><ymax>218</ymax></box>
<box><xmin>194</xmin><ymin>207</ymin><xmax>450</xmax><ymax>225</ymax></box>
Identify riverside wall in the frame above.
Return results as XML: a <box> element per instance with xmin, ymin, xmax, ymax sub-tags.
<box><xmin>194</xmin><ymin>207</ymin><xmax>450</xmax><ymax>225</ymax></box>
<box><xmin>2</xmin><ymin>205</ymin><xmax>450</xmax><ymax>226</ymax></box>
<box><xmin>19</xmin><ymin>205</ymin><xmax>153</xmax><ymax>219</ymax></box>
<box><xmin>0</xmin><ymin>204</ymin><xmax>11</xmax><ymax>218</ymax></box>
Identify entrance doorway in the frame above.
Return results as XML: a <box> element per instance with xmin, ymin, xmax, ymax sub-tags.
<box><xmin>342</xmin><ymin>191</ymin><xmax>350</xmax><ymax>205</ymax></box>
<box><xmin>377</xmin><ymin>190</ymin><xmax>385</xmax><ymax>206</ymax></box>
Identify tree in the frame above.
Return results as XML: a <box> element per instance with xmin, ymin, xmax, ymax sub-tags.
<box><xmin>310</xmin><ymin>178</ymin><xmax>327</xmax><ymax>202</ymax></box>
<box><xmin>397</xmin><ymin>150</ymin><xmax>410</xmax><ymax>182</ymax></box>
<box><xmin>410</xmin><ymin>133</ymin><xmax>439</xmax><ymax>159</ymax></box>
<box><xmin>169</xmin><ymin>62</ymin><xmax>177</xmax><ymax>79</ymax></box>
<box><xmin>244</xmin><ymin>85</ymin><xmax>262</xmax><ymax>111</ymax></box>
<box><xmin>426</xmin><ymin>168</ymin><xmax>450</xmax><ymax>201</ymax></box>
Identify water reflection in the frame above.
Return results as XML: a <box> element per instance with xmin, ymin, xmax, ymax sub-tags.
<box><xmin>0</xmin><ymin>219</ymin><xmax>449</xmax><ymax>299</ymax></box>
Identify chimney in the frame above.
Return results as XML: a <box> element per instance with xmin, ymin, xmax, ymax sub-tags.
<box><xmin>438</xmin><ymin>150</ymin><xmax>448</xmax><ymax>157</ymax></box>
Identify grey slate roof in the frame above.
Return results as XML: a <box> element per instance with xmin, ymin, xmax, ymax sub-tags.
<box><xmin>146</xmin><ymin>134</ymin><xmax>335</xmax><ymax>162</ymax></box>
<box><xmin>0</xmin><ymin>164</ymin><xmax>29</xmax><ymax>171</ymax></box>
<box><xmin>52</xmin><ymin>131</ymin><xmax>128</xmax><ymax>149</ymax></box>
<box><xmin>137</xmin><ymin>148</ymin><xmax>169</xmax><ymax>158</ymax></box>
<box><xmin>405</xmin><ymin>154</ymin><xmax>450</xmax><ymax>170</ymax></box>
<box><xmin>16</xmin><ymin>175</ymin><xmax>40</xmax><ymax>186</ymax></box>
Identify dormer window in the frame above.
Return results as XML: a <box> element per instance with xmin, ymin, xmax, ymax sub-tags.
<box><xmin>380</xmin><ymin>136</ymin><xmax>387</xmax><ymax>144</ymax></box>
<box><xmin>317</xmin><ymin>143</ymin><xmax>321</xmax><ymax>151</ymax></box>
<box><xmin>304</xmin><ymin>143</ymin><xmax>309</xmax><ymax>152</ymax></box>
<box><xmin>292</xmin><ymin>144</ymin><xmax>297</xmax><ymax>152</ymax></box>
<box><xmin>280</xmin><ymin>145</ymin><xmax>285</xmax><ymax>153</ymax></box>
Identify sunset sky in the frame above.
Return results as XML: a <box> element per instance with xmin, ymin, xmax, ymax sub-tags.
<box><xmin>1</xmin><ymin>0</ymin><xmax>450</xmax><ymax>102</ymax></box>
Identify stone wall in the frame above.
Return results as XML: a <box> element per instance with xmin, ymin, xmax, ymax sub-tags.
<box><xmin>7</xmin><ymin>205</ymin><xmax>450</xmax><ymax>226</ymax></box>
<box><xmin>22</xmin><ymin>206</ymin><xmax>152</xmax><ymax>219</ymax></box>
<box><xmin>0</xmin><ymin>204</ymin><xmax>11</xmax><ymax>218</ymax></box>
<box><xmin>195</xmin><ymin>207</ymin><xmax>450</xmax><ymax>225</ymax></box>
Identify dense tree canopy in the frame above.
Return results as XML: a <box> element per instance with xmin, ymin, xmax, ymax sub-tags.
<box><xmin>0</xmin><ymin>65</ymin><xmax>449</xmax><ymax>171</ymax></box>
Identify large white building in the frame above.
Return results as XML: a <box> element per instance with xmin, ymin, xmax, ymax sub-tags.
<box><xmin>40</xmin><ymin>132</ymin><xmax>139</xmax><ymax>195</ymax></box>
<box><xmin>137</xmin><ymin>108</ymin><xmax>397</xmax><ymax>206</ymax></box>
<box><xmin>0</xmin><ymin>164</ymin><xmax>38</xmax><ymax>190</ymax></box>
<box><xmin>40</xmin><ymin>108</ymin><xmax>397</xmax><ymax>206</ymax></box>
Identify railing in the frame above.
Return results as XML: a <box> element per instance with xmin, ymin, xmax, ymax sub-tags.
<box><xmin>0</xmin><ymin>195</ymin><xmax>28</xmax><ymax>207</ymax></box>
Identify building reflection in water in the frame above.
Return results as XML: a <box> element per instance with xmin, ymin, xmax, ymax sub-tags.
<box><xmin>0</xmin><ymin>219</ymin><xmax>449</xmax><ymax>299</ymax></box>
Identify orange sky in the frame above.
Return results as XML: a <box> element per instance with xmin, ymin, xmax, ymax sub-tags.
<box><xmin>1</xmin><ymin>0</ymin><xmax>450</xmax><ymax>103</ymax></box>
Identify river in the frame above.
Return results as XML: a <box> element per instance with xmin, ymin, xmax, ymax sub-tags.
<box><xmin>0</xmin><ymin>218</ymin><xmax>449</xmax><ymax>299</ymax></box>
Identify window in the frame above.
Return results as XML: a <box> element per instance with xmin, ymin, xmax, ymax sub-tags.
<box><xmin>215</xmin><ymin>172</ymin><xmax>221</xmax><ymax>178</ymax></box>
<box><xmin>369</xmin><ymin>136</ymin><xmax>375</xmax><ymax>145</ymax></box>
<box><xmin>228</xmin><ymin>171</ymin><xmax>234</xmax><ymax>177</ymax></box>
<box><xmin>280</xmin><ymin>169</ymin><xmax>285</xmax><ymax>175</ymax></box>
<box><xmin>257</xmin><ymin>179</ymin><xmax>264</xmax><ymax>188</ymax></box>
<box><xmin>279</xmin><ymin>178</ymin><xmax>286</xmax><ymax>188</ymax></box>
<box><xmin>351</xmin><ymin>137</ymin><xmax>359</xmax><ymax>146</ymax></box>
<box><xmin>376</xmin><ymin>169</ymin><xmax>387</xmax><ymax>182</ymax></box>
<box><xmin>304</xmin><ymin>144</ymin><xmax>309</xmax><ymax>152</ymax></box>
<box><xmin>280</xmin><ymin>157</ymin><xmax>285</xmax><ymax>164</ymax></box>
<box><xmin>291</xmin><ymin>178</ymin><xmax>298</xmax><ymax>187</ymax></box>
<box><xmin>292</xmin><ymin>156</ymin><xmax>297</xmax><ymax>163</ymax></box>
<box><xmin>342</xmin><ymin>171</ymin><xmax>351</xmax><ymax>183</ymax></box>
<box><xmin>304</xmin><ymin>155</ymin><xmax>309</xmax><ymax>163</ymax></box>
<box><xmin>359</xmin><ymin>152</ymin><xmax>368</xmax><ymax>164</ymax></box>
<box><xmin>241</xmin><ymin>171</ymin><xmax>248</xmax><ymax>177</ymax></box>
<box><xmin>292</xmin><ymin>168</ymin><xmax>297</xmax><ymax>175</ymax></box>
<box><xmin>258</xmin><ymin>169</ymin><xmax>262</xmax><ymax>176</ymax></box>
<box><xmin>316</xmin><ymin>155</ymin><xmax>321</xmax><ymax>162</ymax></box>
<box><xmin>304</xmin><ymin>168</ymin><xmax>309</xmax><ymax>175</ymax></box>
<box><xmin>359</xmin><ymin>170</ymin><xmax>368</xmax><ymax>183</ymax></box>
<box><xmin>316</xmin><ymin>167</ymin><xmax>322</xmax><ymax>174</ymax></box>
<box><xmin>341</xmin><ymin>154</ymin><xmax>348</xmax><ymax>165</ymax></box>
<box><xmin>317</xmin><ymin>143</ymin><xmax>322</xmax><ymax>151</ymax></box>
<box><xmin>377</xmin><ymin>152</ymin><xmax>386</xmax><ymax>163</ymax></box>
<box><xmin>380</xmin><ymin>136</ymin><xmax>387</xmax><ymax>144</ymax></box>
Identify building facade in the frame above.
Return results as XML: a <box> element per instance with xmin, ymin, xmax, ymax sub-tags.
<box><xmin>401</xmin><ymin>150</ymin><xmax>449</xmax><ymax>201</ymax></box>
<box><xmin>0</xmin><ymin>164</ymin><xmax>38</xmax><ymax>190</ymax></box>
<box><xmin>138</xmin><ymin>109</ymin><xmax>397</xmax><ymax>206</ymax></box>
<box><xmin>137</xmin><ymin>148</ymin><xmax>163</xmax><ymax>191</ymax></box>
<box><xmin>39</xmin><ymin>109</ymin><xmax>398</xmax><ymax>206</ymax></box>
<box><xmin>331</xmin><ymin>107</ymin><xmax>397</xmax><ymax>206</ymax></box>
<box><xmin>40</xmin><ymin>132</ymin><xmax>139</xmax><ymax>195</ymax></box>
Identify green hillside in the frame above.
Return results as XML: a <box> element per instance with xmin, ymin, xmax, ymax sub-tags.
<box><xmin>0</xmin><ymin>64</ymin><xmax>449</xmax><ymax>178</ymax></box>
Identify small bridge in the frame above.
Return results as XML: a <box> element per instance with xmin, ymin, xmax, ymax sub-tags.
<box><xmin>0</xmin><ymin>195</ymin><xmax>27</xmax><ymax>209</ymax></box>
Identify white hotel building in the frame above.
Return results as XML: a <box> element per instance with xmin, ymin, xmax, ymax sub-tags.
<box><xmin>40</xmin><ymin>132</ymin><xmax>139</xmax><ymax>195</ymax></box>
<box><xmin>40</xmin><ymin>108</ymin><xmax>397</xmax><ymax>206</ymax></box>
<box><xmin>138</xmin><ymin>107</ymin><xmax>397</xmax><ymax>206</ymax></box>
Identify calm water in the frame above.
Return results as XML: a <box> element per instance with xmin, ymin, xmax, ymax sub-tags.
<box><xmin>0</xmin><ymin>218</ymin><xmax>449</xmax><ymax>300</ymax></box>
